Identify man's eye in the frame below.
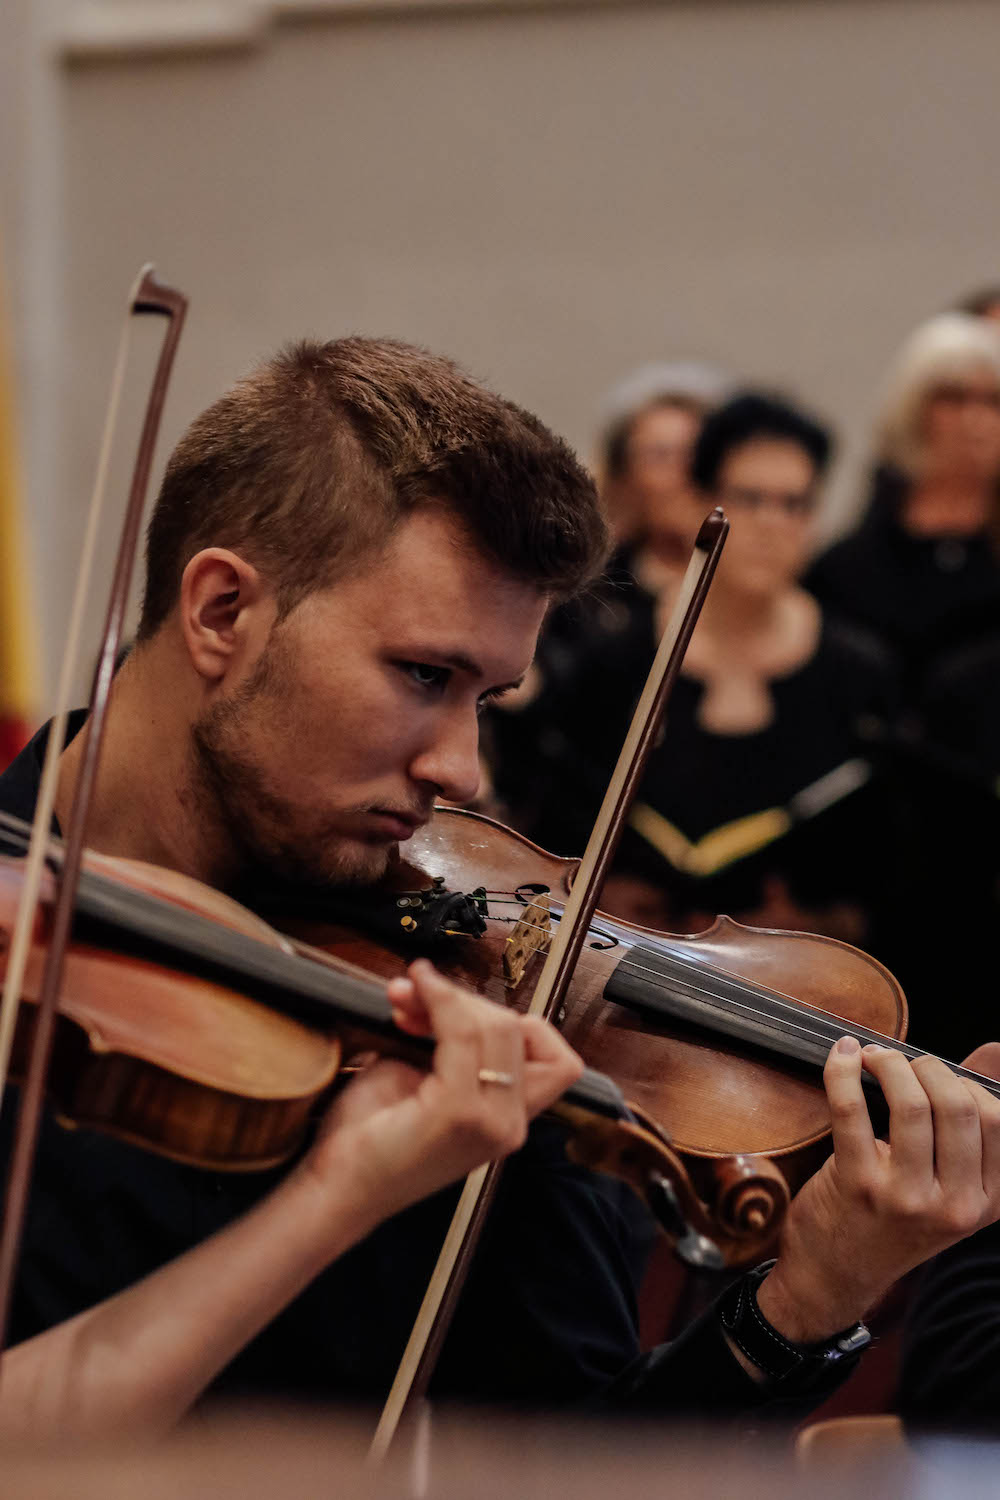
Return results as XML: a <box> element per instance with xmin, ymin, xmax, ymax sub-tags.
<box><xmin>477</xmin><ymin>686</ymin><xmax>509</xmax><ymax>716</ymax></box>
<box><xmin>402</xmin><ymin>662</ymin><xmax>450</xmax><ymax>692</ymax></box>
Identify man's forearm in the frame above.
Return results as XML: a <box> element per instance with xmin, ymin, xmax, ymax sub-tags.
<box><xmin>0</xmin><ymin>1158</ymin><xmax>381</xmax><ymax>1442</ymax></box>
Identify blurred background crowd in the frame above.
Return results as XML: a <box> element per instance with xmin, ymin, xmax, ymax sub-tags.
<box><xmin>484</xmin><ymin>297</ymin><xmax>1000</xmax><ymax>1068</ymax></box>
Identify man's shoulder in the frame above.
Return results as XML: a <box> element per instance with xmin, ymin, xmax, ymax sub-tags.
<box><xmin>0</xmin><ymin>729</ymin><xmax>46</xmax><ymax>843</ymax></box>
<box><xmin>0</xmin><ymin>711</ymin><xmax>89</xmax><ymax>847</ymax></box>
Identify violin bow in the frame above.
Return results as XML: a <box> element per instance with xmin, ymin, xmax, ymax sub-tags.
<box><xmin>0</xmin><ymin>267</ymin><xmax>187</xmax><ymax>1356</ymax></box>
<box><xmin>369</xmin><ymin>509</ymin><xmax>729</xmax><ymax>1464</ymax></box>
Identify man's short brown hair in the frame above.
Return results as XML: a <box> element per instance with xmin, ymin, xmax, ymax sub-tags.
<box><xmin>138</xmin><ymin>336</ymin><xmax>607</xmax><ymax>639</ymax></box>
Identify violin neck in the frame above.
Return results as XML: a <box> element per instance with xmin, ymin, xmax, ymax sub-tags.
<box><xmin>605</xmin><ymin>939</ymin><xmax>1000</xmax><ymax>1102</ymax></box>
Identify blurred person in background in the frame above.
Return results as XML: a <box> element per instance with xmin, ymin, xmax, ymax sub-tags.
<box><xmin>805</xmin><ymin>313</ymin><xmax>1000</xmax><ymax>708</ymax></box>
<box><xmin>804</xmin><ymin>315</ymin><xmax>1000</xmax><ymax>1060</ymax></box>
<box><xmin>901</xmin><ymin>634</ymin><xmax>1000</xmax><ymax>1060</ymax></box>
<box><xmin>594</xmin><ymin>360</ymin><xmax>733</xmax><ymax>563</ymax></box>
<box><xmin>957</xmin><ymin>283</ymin><xmax>1000</xmax><ymax>325</ymax></box>
<box><xmin>492</xmin><ymin>392</ymin><xmax>903</xmax><ymax>965</ymax></box>
<box><xmin>486</xmin><ymin>361</ymin><xmax>729</xmax><ymax>842</ymax></box>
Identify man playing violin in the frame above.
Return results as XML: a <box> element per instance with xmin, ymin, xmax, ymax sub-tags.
<box><xmin>2</xmin><ymin>336</ymin><xmax>1000</xmax><ymax>1440</ymax></box>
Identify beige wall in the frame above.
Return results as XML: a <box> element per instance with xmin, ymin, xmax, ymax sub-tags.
<box><xmin>5</xmin><ymin>0</ymin><xmax>1000</xmax><ymax>699</ymax></box>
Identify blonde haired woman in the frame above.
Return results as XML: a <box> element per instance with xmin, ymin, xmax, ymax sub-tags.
<box><xmin>806</xmin><ymin>313</ymin><xmax>1000</xmax><ymax>691</ymax></box>
<box><xmin>809</xmin><ymin>315</ymin><xmax>1000</xmax><ymax>1065</ymax></box>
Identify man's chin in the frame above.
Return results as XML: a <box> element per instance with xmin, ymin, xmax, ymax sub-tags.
<box><xmin>243</xmin><ymin>833</ymin><xmax>396</xmax><ymax>893</ymax></box>
<box><xmin>319</xmin><ymin>833</ymin><xmax>398</xmax><ymax>888</ymax></box>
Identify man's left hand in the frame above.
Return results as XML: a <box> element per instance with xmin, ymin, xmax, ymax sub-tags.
<box><xmin>756</xmin><ymin>1036</ymin><xmax>1000</xmax><ymax>1343</ymax></box>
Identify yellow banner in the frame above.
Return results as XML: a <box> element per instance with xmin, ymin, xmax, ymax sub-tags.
<box><xmin>0</xmin><ymin>250</ymin><xmax>40</xmax><ymax>760</ymax></box>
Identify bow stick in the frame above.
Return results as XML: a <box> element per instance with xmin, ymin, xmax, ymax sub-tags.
<box><xmin>368</xmin><ymin>509</ymin><xmax>730</xmax><ymax>1464</ymax></box>
<box><xmin>0</xmin><ymin>267</ymin><xmax>187</xmax><ymax>1357</ymax></box>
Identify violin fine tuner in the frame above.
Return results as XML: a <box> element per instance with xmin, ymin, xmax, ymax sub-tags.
<box><xmin>246</xmin><ymin>876</ymin><xmax>489</xmax><ymax>950</ymax></box>
<box><xmin>392</xmin><ymin>881</ymin><xmax>489</xmax><ymax>942</ymax></box>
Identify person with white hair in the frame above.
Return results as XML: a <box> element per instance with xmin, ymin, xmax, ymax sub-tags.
<box><xmin>805</xmin><ymin>313</ymin><xmax>1000</xmax><ymax>693</ymax></box>
<box><xmin>808</xmin><ymin>315</ymin><xmax>1000</xmax><ymax>1066</ymax></box>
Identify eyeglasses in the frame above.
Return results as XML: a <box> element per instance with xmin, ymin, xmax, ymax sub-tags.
<box><xmin>627</xmin><ymin>442</ymin><xmax>693</xmax><ymax>468</ymax></box>
<box><xmin>715</xmin><ymin>485</ymin><xmax>817</xmax><ymax>519</ymax></box>
<box><xmin>929</xmin><ymin>383</ymin><xmax>1000</xmax><ymax>411</ymax></box>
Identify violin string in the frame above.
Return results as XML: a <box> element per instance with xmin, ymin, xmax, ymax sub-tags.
<box><xmin>621</xmin><ymin>950</ymin><xmax>884</xmax><ymax>1053</ymax></box>
<box><xmin>627</xmin><ymin>928</ymin><xmax>906</xmax><ymax>1046</ymax></box>
<box><xmin>478</xmin><ymin>888</ymin><xmax>1000</xmax><ymax>1097</ymax></box>
<box><xmin>0</xmin><ymin>813</ymin><xmax>49</xmax><ymax>855</ymax></box>
<box><xmin>479</xmin><ymin>896</ymin><xmax>864</xmax><ymax>1062</ymax></box>
<box><xmin>484</xmin><ymin>888</ymin><xmax>897</xmax><ymax>1057</ymax></box>
<box><xmin>485</xmin><ymin>893</ymin><xmax>899</xmax><ymax>1068</ymax></box>
<box><xmin>612</xmin><ymin>951</ymin><xmax>1000</xmax><ymax>1099</ymax></box>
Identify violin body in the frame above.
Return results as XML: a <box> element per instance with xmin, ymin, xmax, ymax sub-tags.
<box><xmin>0</xmin><ymin>856</ymin><xmax>342</xmax><ymax>1171</ymax></box>
<box><xmin>275</xmin><ymin>806</ymin><xmax>907</xmax><ymax>1202</ymax></box>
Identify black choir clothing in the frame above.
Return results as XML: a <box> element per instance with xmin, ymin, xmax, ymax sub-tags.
<box><xmin>804</xmin><ymin>472</ymin><xmax>1000</xmax><ymax>1060</ymax></box>
<box><xmin>893</xmin><ymin>636</ymin><xmax>1000</xmax><ymax>1062</ymax></box>
<box><xmin>919</xmin><ymin>633</ymin><xmax>1000</xmax><ymax>786</ymax></box>
<box><xmin>804</xmin><ymin>467</ymin><xmax>1000</xmax><ymax>705</ymax></box>
<box><xmin>899</xmin><ymin>1219</ymin><xmax>1000</xmax><ymax>1436</ymax></box>
<box><xmin>486</xmin><ymin>549</ymin><xmax>643</xmax><ymax>846</ymax></box>
<box><xmin>0</xmin><ymin>717</ymin><xmax>861</xmax><ymax>1419</ymax></box>
<box><xmin>494</xmin><ymin>574</ymin><xmax>902</xmax><ymax>959</ymax></box>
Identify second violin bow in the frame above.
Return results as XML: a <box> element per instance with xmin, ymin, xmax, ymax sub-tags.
<box><xmin>0</xmin><ymin>268</ymin><xmax>187</xmax><ymax>1358</ymax></box>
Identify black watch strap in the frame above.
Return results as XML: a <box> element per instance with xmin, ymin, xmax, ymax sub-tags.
<box><xmin>719</xmin><ymin>1260</ymin><xmax>872</xmax><ymax>1384</ymax></box>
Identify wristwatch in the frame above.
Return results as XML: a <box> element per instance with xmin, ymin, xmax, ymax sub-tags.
<box><xmin>719</xmin><ymin>1260</ymin><xmax>872</xmax><ymax>1383</ymax></box>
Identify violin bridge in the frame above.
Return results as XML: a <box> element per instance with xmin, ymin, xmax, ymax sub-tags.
<box><xmin>503</xmin><ymin>894</ymin><xmax>552</xmax><ymax>989</ymax></box>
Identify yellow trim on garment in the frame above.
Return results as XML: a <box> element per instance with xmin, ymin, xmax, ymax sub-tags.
<box><xmin>628</xmin><ymin>801</ymin><xmax>792</xmax><ymax>878</ymax></box>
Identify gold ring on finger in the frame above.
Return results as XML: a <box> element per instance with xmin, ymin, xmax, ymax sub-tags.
<box><xmin>477</xmin><ymin>1068</ymin><xmax>516</xmax><ymax>1087</ymax></box>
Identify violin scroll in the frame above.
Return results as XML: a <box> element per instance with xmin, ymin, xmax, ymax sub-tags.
<box><xmin>554</xmin><ymin>1096</ymin><xmax>787</xmax><ymax>1269</ymax></box>
<box><xmin>712</xmin><ymin>1153</ymin><xmax>790</xmax><ymax>1243</ymax></box>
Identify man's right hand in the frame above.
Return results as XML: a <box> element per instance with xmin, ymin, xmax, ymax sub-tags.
<box><xmin>300</xmin><ymin>960</ymin><xmax>584</xmax><ymax>1226</ymax></box>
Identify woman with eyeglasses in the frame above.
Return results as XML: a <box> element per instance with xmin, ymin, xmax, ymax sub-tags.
<box><xmin>806</xmin><ymin>316</ymin><xmax>1000</xmax><ymax>1065</ymax></box>
<box><xmin>493</xmin><ymin>391</ymin><xmax>902</xmax><ymax>966</ymax></box>
<box><xmin>806</xmin><ymin>313</ymin><xmax>1000</xmax><ymax>702</ymax></box>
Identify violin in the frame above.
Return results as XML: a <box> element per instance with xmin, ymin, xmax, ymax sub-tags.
<box><xmin>252</xmin><ymin>804</ymin><xmax>913</xmax><ymax>1208</ymax></box>
<box><xmin>251</xmin><ymin>805</ymin><xmax>1000</xmax><ymax>1196</ymax></box>
<box><xmin>11</xmin><ymin>785</ymin><xmax>991</xmax><ymax>1300</ymax></box>
<box><xmin>0</xmin><ymin>823</ymin><xmax>786</xmax><ymax>1267</ymax></box>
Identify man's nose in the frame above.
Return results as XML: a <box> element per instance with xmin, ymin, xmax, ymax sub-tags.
<box><xmin>409</xmin><ymin>708</ymin><xmax>482</xmax><ymax>806</ymax></box>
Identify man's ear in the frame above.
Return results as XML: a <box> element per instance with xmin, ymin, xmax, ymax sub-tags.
<box><xmin>179</xmin><ymin>549</ymin><xmax>274</xmax><ymax>682</ymax></box>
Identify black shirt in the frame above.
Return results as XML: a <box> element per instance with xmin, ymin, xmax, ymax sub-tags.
<box><xmin>804</xmin><ymin>476</ymin><xmax>1000</xmax><ymax>1060</ymax></box>
<box><xmin>0</xmin><ymin>717</ymin><xmax>854</xmax><ymax>1418</ymax></box>
<box><xmin>899</xmin><ymin>1218</ymin><xmax>1000</xmax><ymax>1437</ymax></box>
<box><xmin>887</xmin><ymin>636</ymin><xmax>1000</xmax><ymax>1062</ymax></box>
<box><xmin>804</xmin><ymin>469</ymin><xmax>1000</xmax><ymax>702</ymax></box>
<box><xmin>497</xmin><ymin>576</ymin><xmax>901</xmax><ymax>943</ymax></box>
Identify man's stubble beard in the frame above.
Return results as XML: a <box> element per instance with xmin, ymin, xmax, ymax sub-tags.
<box><xmin>189</xmin><ymin>645</ymin><xmax>392</xmax><ymax>892</ymax></box>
